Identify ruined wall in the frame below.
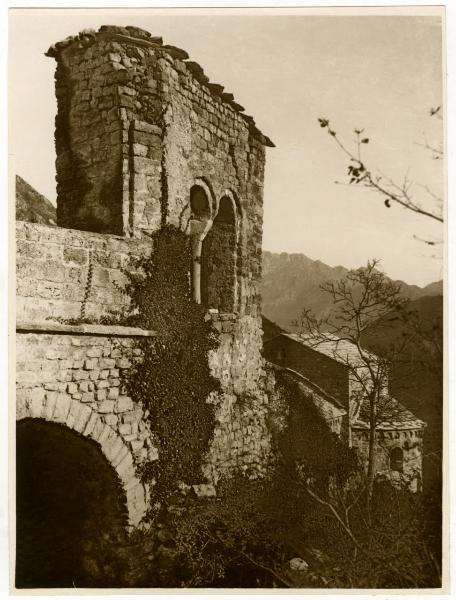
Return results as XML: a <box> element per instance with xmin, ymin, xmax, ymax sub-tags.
<box><xmin>16</xmin><ymin>221</ymin><xmax>152</xmax><ymax>323</ymax></box>
<box><xmin>16</xmin><ymin>25</ymin><xmax>278</xmax><ymax>532</ymax></box>
<box><xmin>42</xmin><ymin>25</ymin><xmax>276</xmax><ymax>486</ymax></box>
<box><xmin>203</xmin><ymin>312</ymin><xmax>272</xmax><ymax>482</ymax></box>
<box><xmin>50</xmin><ymin>28</ymin><xmax>163</xmax><ymax>235</ymax></box>
<box><xmin>16</xmin><ymin>327</ymin><xmax>157</xmax><ymax>526</ymax></box>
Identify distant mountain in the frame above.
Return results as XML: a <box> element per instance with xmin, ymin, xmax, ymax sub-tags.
<box><xmin>262</xmin><ymin>251</ymin><xmax>443</xmax><ymax>331</ymax></box>
<box><xmin>16</xmin><ymin>175</ymin><xmax>57</xmax><ymax>226</ymax></box>
<box><xmin>421</xmin><ymin>280</ymin><xmax>443</xmax><ymax>296</ymax></box>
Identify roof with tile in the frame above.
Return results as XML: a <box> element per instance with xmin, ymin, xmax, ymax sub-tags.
<box><xmin>353</xmin><ymin>396</ymin><xmax>425</xmax><ymax>431</ymax></box>
<box><xmin>281</xmin><ymin>332</ymin><xmax>380</xmax><ymax>367</ymax></box>
<box><xmin>270</xmin><ymin>363</ymin><xmax>347</xmax><ymax>422</ymax></box>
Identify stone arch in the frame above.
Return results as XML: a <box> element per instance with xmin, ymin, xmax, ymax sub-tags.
<box><xmin>219</xmin><ymin>188</ymin><xmax>242</xmax><ymax>219</ymax></box>
<box><xmin>201</xmin><ymin>192</ymin><xmax>239</xmax><ymax>312</ymax></box>
<box><xmin>17</xmin><ymin>396</ymin><xmax>146</xmax><ymax>528</ymax></box>
<box><xmin>190</xmin><ymin>178</ymin><xmax>216</xmax><ymax>219</ymax></box>
<box><xmin>221</xmin><ymin>189</ymin><xmax>243</xmax><ymax>311</ymax></box>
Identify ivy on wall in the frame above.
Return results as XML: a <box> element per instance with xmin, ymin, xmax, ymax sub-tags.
<box><xmin>124</xmin><ymin>225</ymin><xmax>220</xmax><ymax>500</ymax></box>
<box><xmin>273</xmin><ymin>369</ymin><xmax>358</xmax><ymax>489</ymax></box>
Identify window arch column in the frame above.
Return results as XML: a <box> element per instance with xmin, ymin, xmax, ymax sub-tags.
<box><xmin>189</xmin><ymin>184</ymin><xmax>213</xmax><ymax>305</ymax></box>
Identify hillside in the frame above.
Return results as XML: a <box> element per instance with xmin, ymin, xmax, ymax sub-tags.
<box><xmin>362</xmin><ymin>294</ymin><xmax>443</xmax><ymax>491</ymax></box>
<box><xmin>262</xmin><ymin>251</ymin><xmax>443</xmax><ymax>330</ymax></box>
<box><xmin>16</xmin><ymin>175</ymin><xmax>57</xmax><ymax>226</ymax></box>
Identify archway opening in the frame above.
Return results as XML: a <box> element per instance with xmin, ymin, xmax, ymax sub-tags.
<box><xmin>16</xmin><ymin>419</ymin><xmax>129</xmax><ymax>588</ymax></box>
<box><xmin>201</xmin><ymin>196</ymin><xmax>237</xmax><ymax>312</ymax></box>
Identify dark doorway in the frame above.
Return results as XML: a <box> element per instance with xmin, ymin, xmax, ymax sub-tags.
<box><xmin>16</xmin><ymin>419</ymin><xmax>129</xmax><ymax>588</ymax></box>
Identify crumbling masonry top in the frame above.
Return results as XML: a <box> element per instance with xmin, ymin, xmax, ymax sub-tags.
<box><xmin>46</xmin><ymin>24</ymin><xmax>274</xmax><ymax>148</ymax></box>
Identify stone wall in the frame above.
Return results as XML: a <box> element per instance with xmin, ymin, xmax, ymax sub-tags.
<box><xmin>15</xmin><ymin>222</ymin><xmax>275</xmax><ymax>514</ymax></box>
<box><xmin>16</xmin><ymin>325</ymin><xmax>158</xmax><ymax>526</ymax></box>
<box><xmin>157</xmin><ymin>45</ymin><xmax>267</xmax><ymax>318</ymax></box>
<box><xmin>47</xmin><ymin>26</ymin><xmax>272</xmax><ymax>317</ymax></box>
<box><xmin>15</xmin><ymin>220</ymin><xmax>157</xmax><ymax>526</ymax></box>
<box><xmin>204</xmin><ymin>312</ymin><xmax>273</xmax><ymax>482</ymax></box>
<box><xmin>352</xmin><ymin>427</ymin><xmax>424</xmax><ymax>490</ymax></box>
<box><xmin>16</xmin><ymin>221</ymin><xmax>152</xmax><ymax>323</ymax></box>
<box><xmin>39</xmin><ymin>25</ymin><xmax>277</xmax><ymax>486</ymax></box>
<box><xmin>16</xmin><ymin>25</ymin><xmax>279</xmax><ymax>534</ymax></box>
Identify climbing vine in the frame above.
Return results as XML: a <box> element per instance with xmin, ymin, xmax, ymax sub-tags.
<box><xmin>80</xmin><ymin>250</ymin><xmax>93</xmax><ymax>321</ymax></box>
<box><xmin>124</xmin><ymin>225</ymin><xmax>220</xmax><ymax>501</ymax></box>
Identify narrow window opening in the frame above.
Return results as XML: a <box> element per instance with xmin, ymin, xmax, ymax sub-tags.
<box><xmin>201</xmin><ymin>196</ymin><xmax>237</xmax><ymax>312</ymax></box>
<box><xmin>390</xmin><ymin>446</ymin><xmax>404</xmax><ymax>473</ymax></box>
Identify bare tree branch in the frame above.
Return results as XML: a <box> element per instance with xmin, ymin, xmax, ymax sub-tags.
<box><xmin>317</xmin><ymin>117</ymin><xmax>444</xmax><ymax>224</ymax></box>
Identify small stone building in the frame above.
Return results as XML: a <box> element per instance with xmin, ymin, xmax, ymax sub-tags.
<box><xmin>264</xmin><ymin>333</ymin><xmax>425</xmax><ymax>487</ymax></box>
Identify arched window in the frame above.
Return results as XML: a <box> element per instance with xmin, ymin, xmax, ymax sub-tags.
<box><xmin>201</xmin><ymin>195</ymin><xmax>237</xmax><ymax>312</ymax></box>
<box><xmin>189</xmin><ymin>185</ymin><xmax>212</xmax><ymax>304</ymax></box>
<box><xmin>390</xmin><ymin>447</ymin><xmax>404</xmax><ymax>473</ymax></box>
<box><xmin>190</xmin><ymin>185</ymin><xmax>211</xmax><ymax>220</ymax></box>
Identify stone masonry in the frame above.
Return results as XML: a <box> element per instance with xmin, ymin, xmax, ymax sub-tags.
<box><xmin>16</xmin><ymin>220</ymin><xmax>152</xmax><ymax>323</ymax></box>
<box><xmin>16</xmin><ymin>25</ymin><xmax>275</xmax><ymax>528</ymax></box>
<box><xmin>16</xmin><ymin>326</ymin><xmax>156</xmax><ymax>526</ymax></box>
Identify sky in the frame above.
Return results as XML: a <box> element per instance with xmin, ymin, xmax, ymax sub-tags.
<box><xmin>8</xmin><ymin>7</ymin><xmax>444</xmax><ymax>287</ymax></box>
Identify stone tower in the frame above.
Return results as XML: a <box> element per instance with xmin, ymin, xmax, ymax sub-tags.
<box><xmin>45</xmin><ymin>25</ymin><xmax>275</xmax><ymax>481</ymax></box>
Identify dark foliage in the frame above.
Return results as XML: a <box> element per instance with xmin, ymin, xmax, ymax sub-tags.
<box><xmin>273</xmin><ymin>369</ymin><xmax>358</xmax><ymax>490</ymax></box>
<box><xmin>123</xmin><ymin>225</ymin><xmax>220</xmax><ymax>500</ymax></box>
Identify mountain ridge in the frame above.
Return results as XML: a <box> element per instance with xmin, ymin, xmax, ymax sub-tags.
<box><xmin>15</xmin><ymin>175</ymin><xmax>57</xmax><ymax>226</ymax></box>
<box><xmin>261</xmin><ymin>250</ymin><xmax>443</xmax><ymax>330</ymax></box>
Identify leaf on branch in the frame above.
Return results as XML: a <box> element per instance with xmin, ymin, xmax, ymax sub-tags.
<box><xmin>318</xmin><ymin>118</ymin><xmax>329</xmax><ymax>128</ymax></box>
<box><xmin>361</xmin><ymin>138</ymin><xmax>369</xmax><ymax>144</ymax></box>
<box><xmin>354</xmin><ymin>129</ymin><xmax>364</xmax><ymax>135</ymax></box>
<box><xmin>384</xmin><ymin>199</ymin><xmax>391</xmax><ymax>208</ymax></box>
<box><xmin>328</xmin><ymin>129</ymin><xmax>336</xmax><ymax>136</ymax></box>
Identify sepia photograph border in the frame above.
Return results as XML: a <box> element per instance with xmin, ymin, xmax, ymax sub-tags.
<box><xmin>3</xmin><ymin>1</ymin><xmax>453</xmax><ymax>598</ymax></box>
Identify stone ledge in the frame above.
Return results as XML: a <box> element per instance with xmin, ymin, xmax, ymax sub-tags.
<box><xmin>16</xmin><ymin>321</ymin><xmax>156</xmax><ymax>338</ymax></box>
